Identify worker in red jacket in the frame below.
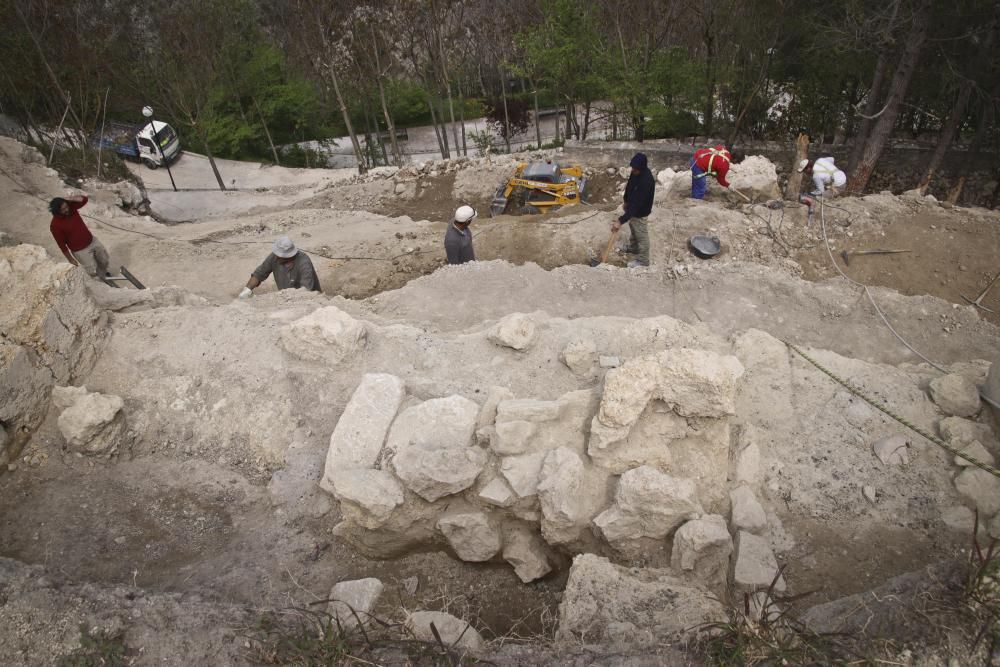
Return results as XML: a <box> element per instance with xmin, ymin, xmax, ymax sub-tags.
<box><xmin>690</xmin><ymin>145</ymin><xmax>745</xmax><ymax>199</ymax></box>
<box><xmin>49</xmin><ymin>195</ymin><xmax>111</xmax><ymax>277</ymax></box>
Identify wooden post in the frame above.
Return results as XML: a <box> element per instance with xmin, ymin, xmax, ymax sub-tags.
<box><xmin>784</xmin><ymin>132</ymin><xmax>809</xmax><ymax>200</ymax></box>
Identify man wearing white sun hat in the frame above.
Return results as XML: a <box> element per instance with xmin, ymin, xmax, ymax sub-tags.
<box><xmin>239</xmin><ymin>235</ymin><xmax>321</xmax><ymax>297</ymax></box>
<box><xmin>445</xmin><ymin>205</ymin><xmax>477</xmax><ymax>265</ymax></box>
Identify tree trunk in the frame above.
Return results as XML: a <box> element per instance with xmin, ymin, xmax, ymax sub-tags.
<box><xmin>371</xmin><ymin>37</ymin><xmax>401</xmax><ymax>165</ymax></box>
<box><xmin>916</xmin><ymin>83</ymin><xmax>972</xmax><ymax>195</ymax></box>
<box><xmin>947</xmin><ymin>95</ymin><xmax>994</xmax><ymax>205</ymax></box>
<box><xmin>703</xmin><ymin>33</ymin><xmax>716</xmax><ymax>136</ymax></box>
<box><xmin>375</xmin><ymin>76</ymin><xmax>400</xmax><ymax>165</ymax></box>
<box><xmin>458</xmin><ymin>78</ymin><xmax>467</xmax><ymax>156</ymax></box>
<box><xmin>436</xmin><ymin>94</ymin><xmax>451</xmax><ymax>158</ymax></box>
<box><xmin>848</xmin><ymin>53</ymin><xmax>889</xmax><ymax>174</ymax></box>
<box><xmin>196</xmin><ymin>124</ymin><xmax>228</xmax><ymax>191</ymax></box>
<box><xmin>425</xmin><ymin>88</ymin><xmax>446</xmax><ymax>157</ymax></box>
<box><xmin>846</xmin><ymin>0</ymin><xmax>932</xmax><ymax>195</ymax></box>
<box><xmin>48</xmin><ymin>95</ymin><xmax>72</xmax><ymax>166</ymax></box>
<box><xmin>327</xmin><ymin>64</ymin><xmax>366</xmax><ymax>174</ymax></box>
<box><xmin>252</xmin><ymin>96</ymin><xmax>280</xmax><ymax>165</ymax></box>
<box><xmin>533</xmin><ymin>85</ymin><xmax>542</xmax><ymax>147</ymax></box>
<box><xmin>446</xmin><ymin>88</ymin><xmax>460</xmax><ymax>156</ymax></box>
<box><xmin>582</xmin><ymin>101</ymin><xmax>591</xmax><ymax>140</ymax></box>
<box><xmin>501</xmin><ymin>78</ymin><xmax>511</xmax><ymax>153</ymax></box>
<box><xmin>784</xmin><ymin>133</ymin><xmax>810</xmax><ymax>200</ymax></box>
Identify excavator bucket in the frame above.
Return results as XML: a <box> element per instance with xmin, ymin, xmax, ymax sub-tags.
<box><xmin>490</xmin><ymin>188</ymin><xmax>509</xmax><ymax>217</ymax></box>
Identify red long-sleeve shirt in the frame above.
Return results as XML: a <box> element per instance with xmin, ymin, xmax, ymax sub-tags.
<box><xmin>49</xmin><ymin>197</ymin><xmax>93</xmax><ymax>253</ymax></box>
<box><xmin>692</xmin><ymin>146</ymin><xmax>733</xmax><ymax>187</ymax></box>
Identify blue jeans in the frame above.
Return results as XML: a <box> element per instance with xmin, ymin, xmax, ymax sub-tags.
<box><xmin>691</xmin><ymin>160</ymin><xmax>708</xmax><ymax>199</ymax></box>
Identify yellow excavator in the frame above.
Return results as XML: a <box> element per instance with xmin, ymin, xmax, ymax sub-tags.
<box><xmin>490</xmin><ymin>160</ymin><xmax>588</xmax><ymax>217</ymax></box>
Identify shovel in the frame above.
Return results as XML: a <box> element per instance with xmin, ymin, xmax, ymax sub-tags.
<box><xmin>840</xmin><ymin>248</ymin><xmax>911</xmax><ymax>266</ymax></box>
<box><xmin>962</xmin><ymin>272</ymin><xmax>1000</xmax><ymax>313</ymax></box>
<box><xmin>589</xmin><ymin>227</ymin><xmax>621</xmax><ymax>267</ymax></box>
<box><xmin>728</xmin><ymin>186</ymin><xmax>753</xmax><ymax>203</ymax></box>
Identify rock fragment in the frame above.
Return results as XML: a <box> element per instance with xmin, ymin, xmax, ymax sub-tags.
<box><xmin>320</xmin><ymin>373</ymin><xmax>405</xmax><ymax>493</ymax></box>
<box><xmin>670</xmin><ymin>514</ymin><xmax>733</xmax><ymax>593</ymax></box>
<box><xmin>560</xmin><ymin>339</ymin><xmax>596</xmax><ymax>374</ymax></box>
<box><xmin>928</xmin><ymin>373</ymin><xmax>981</xmax><ymax>417</ymax></box>
<box><xmin>405</xmin><ymin>611</ymin><xmax>484</xmax><ymax>651</ymax></box>
<box><xmin>487</xmin><ymin>313</ymin><xmax>536</xmax><ymax>350</ymax></box>
<box><xmin>954</xmin><ymin>468</ymin><xmax>1000</xmax><ymax>516</ymax></box>
<box><xmin>56</xmin><ymin>390</ymin><xmax>126</xmax><ymax>455</ymax></box>
<box><xmin>502</xmin><ymin>523</ymin><xmax>553</xmax><ymax>583</ymax></box>
<box><xmin>730</xmin><ymin>486</ymin><xmax>767</xmax><ymax>534</ymax></box>
<box><xmin>556</xmin><ymin>554</ymin><xmax>725</xmax><ymax>647</ymax></box>
<box><xmin>327</xmin><ymin>469</ymin><xmax>404</xmax><ymax>529</ymax></box>
<box><xmin>328</xmin><ymin>578</ymin><xmax>384</xmax><ymax>630</ymax></box>
<box><xmin>437</xmin><ymin>511</ymin><xmax>502</xmax><ymax>562</ymax></box>
<box><xmin>872</xmin><ymin>434</ymin><xmax>911</xmax><ymax>465</ymax></box>
<box><xmin>954</xmin><ymin>441</ymin><xmax>996</xmax><ymax>468</ymax></box>
<box><xmin>392</xmin><ymin>443</ymin><xmax>487</xmax><ymax>502</ymax></box>
<box><xmin>280</xmin><ymin>306</ymin><xmax>367</xmax><ymax>364</ymax></box>
<box><xmin>732</xmin><ymin>531</ymin><xmax>786</xmax><ymax>592</ymax></box>
<box><xmin>593</xmin><ymin>466</ymin><xmax>702</xmax><ymax>544</ymax></box>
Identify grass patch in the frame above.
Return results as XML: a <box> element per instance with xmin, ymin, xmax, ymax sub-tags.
<box><xmin>965</xmin><ymin>518</ymin><xmax>1000</xmax><ymax>655</ymax></box>
<box><xmin>56</xmin><ymin>623</ymin><xmax>129</xmax><ymax>667</ymax></box>
<box><xmin>697</xmin><ymin>567</ymin><xmax>841</xmax><ymax>666</ymax></box>
<box><xmin>244</xmin><ymin>603</ymin><xmax>483</xmax><ymax>666</ymax></box>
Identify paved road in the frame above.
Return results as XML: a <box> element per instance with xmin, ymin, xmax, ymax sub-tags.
<box><xmin>302</xmin><ymin>109</ymin><xmax>619</xmax><ymax>168</ymax></box>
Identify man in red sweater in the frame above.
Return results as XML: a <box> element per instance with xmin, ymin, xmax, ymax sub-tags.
<box><xmin>49</xmin><ymin>195</ymin><xmax>110</xmax><ymax>277</ymax></box>
<box><xmin>690</xmin><ymin>145</ymin><xmax>745</xmax><ymax>199</ymax></box>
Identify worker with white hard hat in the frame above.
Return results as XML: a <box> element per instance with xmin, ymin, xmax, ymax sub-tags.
<box><xmin>797</xmin><ymin>156</ymin><xmax>847</xmax><ymax>197</ymax></box>
<box><xmin>797</xmin><ymin>156</ymin><xmax>847</xmax><ymax>221</ymax></box>
<box><xmin>445</xmin><ymin>205</ymin><xmax>477</xmax><ymax>265</ymax></box>
<box><xmin>239</xmin><ymin>235</ymin><xmax>321</xmax><ymax>298</ymax></box>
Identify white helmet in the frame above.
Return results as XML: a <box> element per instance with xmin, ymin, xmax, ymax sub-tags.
<box><xmin>454</xmin><ymin>205</ymin><xmax>477</xmax><ymax>223</ymax></box>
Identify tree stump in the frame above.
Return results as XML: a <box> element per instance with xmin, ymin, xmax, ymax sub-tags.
<box><xmin>784</xmin><ymin>133</ymin><xmax>809</xmax><ymax>200</ymax></box>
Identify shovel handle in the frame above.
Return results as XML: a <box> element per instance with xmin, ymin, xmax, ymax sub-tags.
<box><xmin>601</xmin><ymin>228</ymin><xmax>621</xmax><ymax>264</ymax></box>
<box><xmin>729</xmin><ymin>187</ymin><xmax>752</xmax><ymax>203</ymax></box>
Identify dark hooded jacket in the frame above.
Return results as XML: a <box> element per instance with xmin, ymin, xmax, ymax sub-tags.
<box><xmin>619</xmin><ymin>167</ymin><xmax>655</xmax><ymax>223</ymax></box>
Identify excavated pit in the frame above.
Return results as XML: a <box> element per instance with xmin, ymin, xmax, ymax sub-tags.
<box><xmin>2</xmin><ymin>136</ymin><xmax>999</xmax><ymax>663</ymax></box>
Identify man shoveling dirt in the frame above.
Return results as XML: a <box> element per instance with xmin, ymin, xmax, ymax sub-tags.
<box><xmin>239</xmin><ymin>235</ymin><xmax>322</xmax><ymax>298</ymax></box>
<box><xmin>689</xmin><ymin>145</ymin><xmax>745</xmax><ymax>200</ymax></box>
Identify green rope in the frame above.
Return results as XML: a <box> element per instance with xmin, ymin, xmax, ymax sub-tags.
<box><xmin>786</xmin><ymin>341</ymin><xmax>1000</xmax><ymax>479</ymax></box>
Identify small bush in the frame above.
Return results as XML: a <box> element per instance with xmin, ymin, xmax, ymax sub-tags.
<box><xmin>279</xmin><ymin>143</ymin><xmax>329</xmax><ymax>169</ymax></box>
<box><xmin>643</xmin><ymin>104</ymin><xmax>700</xmax><ymax>139</ymax></box>
<box><xmin>56</xmin><ymin>624</ymin><xmax>129</xmax><ymax>667</ymax></box>
<box><xmin>43</xmin><ymin>144</ymin><xmax>138</xmax><ymax>186</ymax></box>
<box><xmin>468</xmin><ymin>130</ymin><xmax>499</xmax><ymax>157</ymax></box>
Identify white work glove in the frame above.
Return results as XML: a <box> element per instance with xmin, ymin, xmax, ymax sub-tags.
<box><xmin>238</xmin><ymin>287</ymin><xmax>253</xmax><ymax>299</ymax></box>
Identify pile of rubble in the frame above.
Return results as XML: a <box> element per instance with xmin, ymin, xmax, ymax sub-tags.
<box><xmin>0</xmin><ymin>244</ymin><xmax>107</xmax><ymax>468</ymax></box>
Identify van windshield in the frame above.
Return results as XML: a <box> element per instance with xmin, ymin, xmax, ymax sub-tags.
<box><xmin>154</xmin><ymin>125</ymin><xmax>177</xmax><ymax>148</ymax></box>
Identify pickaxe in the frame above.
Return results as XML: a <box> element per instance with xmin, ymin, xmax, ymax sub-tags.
<box><xmin>962</xmin><ymin>272</ymin><xmax>1000</xmax><ymax>313</ymax></box>
<box><xmin>840</xmin><ymin>248</ymin><xmax>911</xmax><ymax>266</ymax></box>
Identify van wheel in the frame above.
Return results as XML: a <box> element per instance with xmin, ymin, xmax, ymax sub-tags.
<box><xmin>142</xmin><ymin>158</ymin><xmax>159</xmax><ymax>170</ymax></box>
